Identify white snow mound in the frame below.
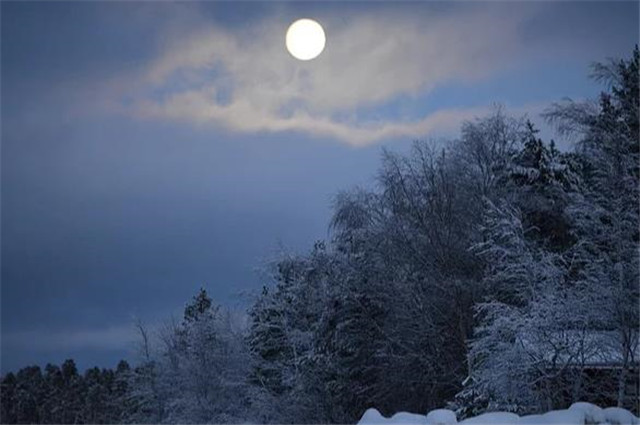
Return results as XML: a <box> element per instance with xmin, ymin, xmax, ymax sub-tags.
<box><xmin>569</xmin><ymin>402</ymin><xmax>606</xmax><ymax>424</ymax></box>
<box><xmin>517</xmin><ymin>415</ymin><xmax>545</xmax><ymax>425</ymax></box>
<box><xmin>461</xmin><ymin>412</ymin><xmax>519</xmax><ymax>425</ymax></box>
<box><xmin>358</xmin><ymin>409</ymin><xmax>428</xmax><ymax>425</ymax></box>
<box><xmin>357</xmin><ymin>404</ymin><xmax>639</xmax><ymax>425</ymax></box>
<box><xmin>359</xmin><ymin>408</ymin><xmax>391</xmax><ymax>425</ymax></box>
<box><xmin>390</xmin><ymin>412</ymin><xmax>428</xmax><ymax>425</ymax></box>
<box><xmin>425</xmin><ymin>409</ymin><xmax>457</xmax><ymax>425</ymax></box>
<box><xmin>603</xmin><ymin>407</ymin><xmax>640</xmax><ymax>425</ymax></box>
<box><xmin>535</xmin><ymin>409</ymin><xmax>586</xmax><ymax>425</ymax></box>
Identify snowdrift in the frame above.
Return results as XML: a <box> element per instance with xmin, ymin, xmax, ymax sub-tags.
<box><xmin>358</xmin><ymin>403</ymin><xmax>640</xmax><ymax>425</ymax></box>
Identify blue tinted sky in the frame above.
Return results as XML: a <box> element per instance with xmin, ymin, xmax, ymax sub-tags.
<box><xmin>1</xmin><ymin>1</ymin><xmax>637</xmax><ymax>373</ymax></box>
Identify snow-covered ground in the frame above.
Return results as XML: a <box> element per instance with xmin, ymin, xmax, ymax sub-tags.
<box><xmin>358</xmin><ymin>403</ymin><xmax>640</xmax><ymax>425</ymax></box>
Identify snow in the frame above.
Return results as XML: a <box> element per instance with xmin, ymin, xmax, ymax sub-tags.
<box><xmin>358</xmin><ymin>404</ymin><xmax>639</xmax><ymax>425</ymax></box>
<box><xmin>536</xmin><ymin>409</ymin><xmax>586</xmax><ymax>424</ymax></box>
<box><xmin>569</xmin><ymin>402</ymin><xmax>606</xmax><ymax>424</ymax></box>
<box><xmin>391</xmin><ymin>412</ymin><xmax>429</xmax><ymax>424</ymax></box>
<box><xmin>425</xmin><ymin>409</ymin><xmax>457</xmax><ymax>424</ymax></box>
<box><xmin>515</xmin><ymin>411</ymin><xmax>588</xmax><ymax>425</ymax></box>
<box><xmin>358</xmin><ymin>409</ymin><xmax>428</xmax><ymax>425</ymax></box>
<box><xmin>360</xmin><ymin>408</ymin><xmax>393</xmax><ymax>425</ymax></box>
<box><xmin>603</xmin><ymin>407</ymin><xmax>640</xmax><ymax>425</ymax></box>
<box><xmin>517</xmin><ymin>415</ymin><xmax>545</xmax><ymax>425</ymax></box>
<box><xmin>461</xmin><ymin>412</ymin><xmax>519</xmax><ymax>425</ymax></box>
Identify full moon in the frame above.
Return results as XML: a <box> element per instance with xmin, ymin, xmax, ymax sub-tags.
<box><xmin>285</xmin><ymin>19</ymin><xmax>326</xmax><ymax>61</ymax></box>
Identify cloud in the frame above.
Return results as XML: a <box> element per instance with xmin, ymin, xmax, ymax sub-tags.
<box><xmin>137</xmin><ymin>91</ymin><xmax>497</xmax><ymax>147</ymax></box>
<box><xmin>120</xmin><ymin>4</ymin><xmax>538</xmax><ymax>146</ymax></box>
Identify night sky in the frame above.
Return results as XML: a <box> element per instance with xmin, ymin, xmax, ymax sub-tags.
<box><xmin>1</xmin><ymin>1</ymin><xmax>637</xmax><ymax>374</ymax></box>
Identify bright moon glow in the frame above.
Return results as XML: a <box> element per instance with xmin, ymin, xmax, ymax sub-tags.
<box><xmin>286</xmin><ymin>19</ymin><xmax>326</xmax><ymax>61</ymax></box>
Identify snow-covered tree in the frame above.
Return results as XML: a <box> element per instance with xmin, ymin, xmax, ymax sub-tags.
<box><xmin>467</xmin><ymin>47</ymin><xmax>639</xmax><ymax>415</ymax></box>
<box><xmin>247</xmin><ymin>243</ymin><xmax>338</xmax><ymax>423</ymax></box>
<box><xmin>467</xmin><ymin>199</ymin><xmax>600</xmax><ymax>413</ymax></box>
<box><xmin>126</xmin><ymin>289</ymin><xmax>251</xmax><ymax>424</ymax></box>
<box><xmin>545</xmin><ymin>46</ymin><xmax>639</xmax><ymax>407</ymax></box>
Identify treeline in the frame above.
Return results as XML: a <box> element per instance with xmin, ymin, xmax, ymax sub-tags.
<box><xmin>1</xmin><ymin>48</ymin><xmax>638</xmax><ymax>424</ymax></box>
<box><xmin>1</xmin><ymin>294</ymin><xmax>249</xmax><ymax>424</ymax></box>
<box><xmin>0</xmin><ymin>359</ymin><xmax>131</xmax><ymax>424</ymax></box>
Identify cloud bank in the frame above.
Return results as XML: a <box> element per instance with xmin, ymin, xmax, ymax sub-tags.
<box><xmin>122</xmin><ymin>5</ymin><xmax>536</xmax><ymax>146</ymax></box>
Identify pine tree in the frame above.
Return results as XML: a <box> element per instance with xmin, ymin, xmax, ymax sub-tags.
<box><xmin>503</xmin><ymin>122</ymin><xmax>579</xmax><ymax>252</ymax></box>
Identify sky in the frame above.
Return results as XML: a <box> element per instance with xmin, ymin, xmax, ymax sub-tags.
<box><xmin>1</xmin><ymin>1</ymin><xmax>638</xmax><ymax>374</ymax></box>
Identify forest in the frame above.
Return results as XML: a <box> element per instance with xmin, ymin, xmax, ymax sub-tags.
<box><xmin>1</xmin><ymin>48</ymin><xmax>638</xmax><ymax>424</ymax></box>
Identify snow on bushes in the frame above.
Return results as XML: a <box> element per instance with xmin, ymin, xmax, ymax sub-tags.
<box><xmin>358</xmin><ymin>403</ymin><xmax>639</xmax><ymax>425</ymax></box>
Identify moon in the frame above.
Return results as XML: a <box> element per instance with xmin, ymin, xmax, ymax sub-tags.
<box><xmin>286</xmin><ymin>19</ymin><xmax>326</xmax><ymax>61</ymax></box>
